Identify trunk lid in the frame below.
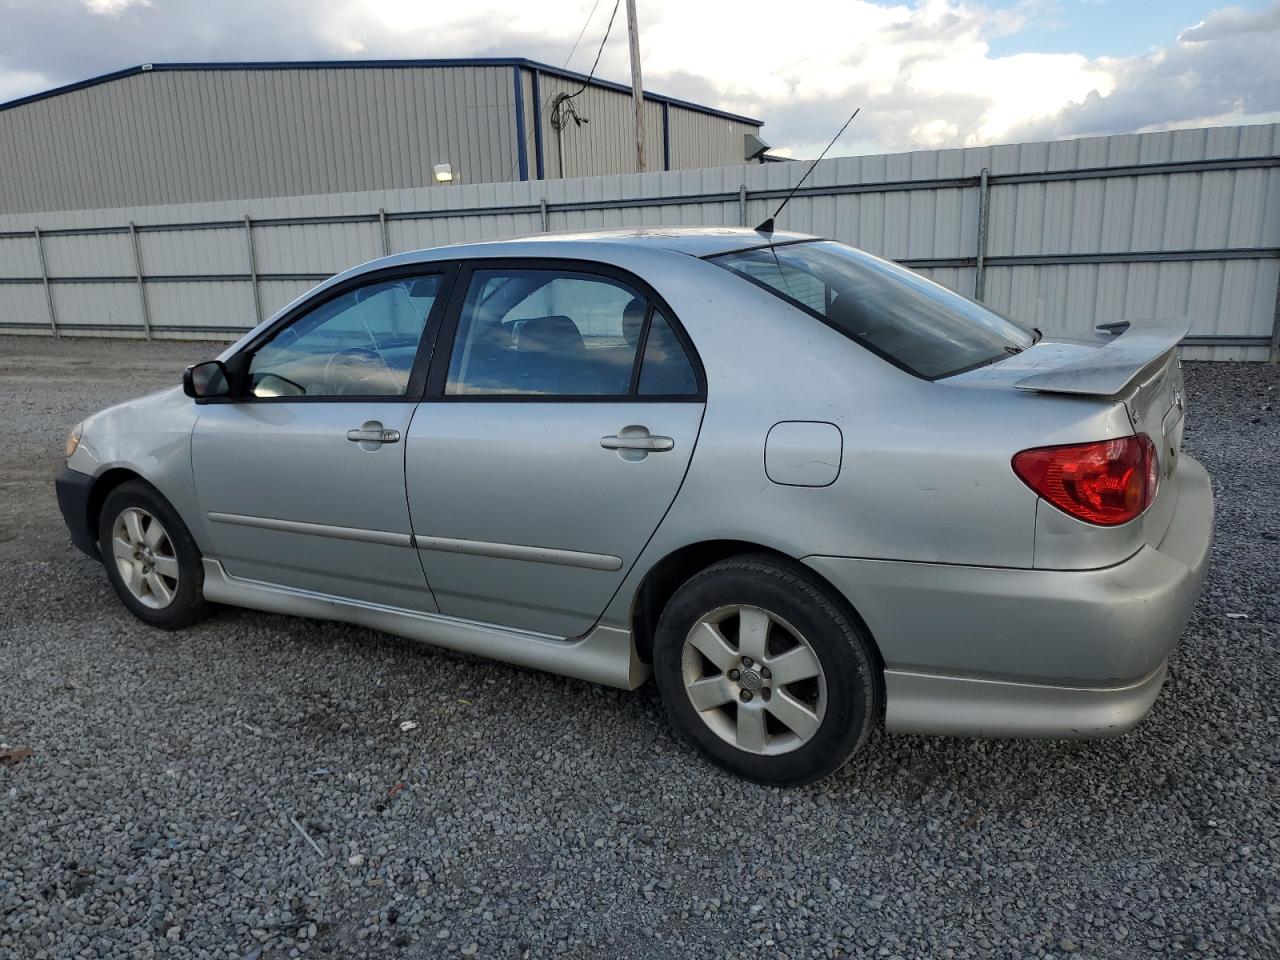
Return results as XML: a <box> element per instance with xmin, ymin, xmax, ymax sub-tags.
<box><xmin>948</xmin><ymin>321</ymin><xmax>1188</xmax><ymax>551</ymax></box>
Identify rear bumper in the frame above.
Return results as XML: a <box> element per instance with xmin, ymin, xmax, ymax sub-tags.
<box><xmin>55</xmin><ymin>464</ymin><xmax>99</xmax><ymax>558</ymax></box>
<box><xmin>804</xmin><ymin>454</ymin><xmax>1214</xmax><ymax>739</ymax></box>
<box><xmin>882</xmin><ymin>663</ymin><xmax>1168</xmax><ymax>738</ymax></box>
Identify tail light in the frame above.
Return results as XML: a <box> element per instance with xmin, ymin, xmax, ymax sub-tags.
<box><xmin>1012</xmin><ymin>434</ymin><xmax>1159</xmax><ymax>526</ymax></box>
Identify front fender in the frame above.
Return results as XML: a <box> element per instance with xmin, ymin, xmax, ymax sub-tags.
<box><xmin>66</xmin><ymin>386</ymin><xmax>210</xmax><ymax>552</ymax></box>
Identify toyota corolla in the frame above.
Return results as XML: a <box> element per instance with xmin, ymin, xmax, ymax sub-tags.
<box><xmin>56</xmin><ymin>228</ymin><xmax>1213</xmax><ymax>785</ymax></box>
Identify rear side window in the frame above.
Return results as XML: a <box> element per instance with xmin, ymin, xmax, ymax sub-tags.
<box><xmin>711</xmin><ymin>241</ymin><xmax>1033</xmax><ymax>379</ymax></box>
<box><xmin>442</xmin><ymin>268</ymin><xmax>702</xmax><ymax>399</ymax></box>
<box><xmin>445</xmin><ymin>270</ymin><xmax>642</xmax><ymax>396</ymax></box>
<box><xmin>638</xmin><ymin>311</ymin><xmax>698</xmax><ymax>396</ymax></box>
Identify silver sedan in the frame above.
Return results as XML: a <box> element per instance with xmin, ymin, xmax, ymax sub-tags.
<box><xmin>57</xmin><ymin>228</ymin><xmax>1214</xmax><ymax>785</ymax></box>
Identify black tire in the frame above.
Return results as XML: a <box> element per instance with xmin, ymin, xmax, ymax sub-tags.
<box><xmin>97</xmin><ymin>480</ymin><xmax>210</xmax><ymax>630</ymax></box>
<box><xmin>652</xmin><ymin>554</ymin><xmax>879</xmax><ymax>786</ymax></box>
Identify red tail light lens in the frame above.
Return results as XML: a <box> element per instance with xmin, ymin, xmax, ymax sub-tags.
<box><xmin>1012</xmin><ymin>434</ymin><xmax>1159</xmax><ymax>526</ymax></box>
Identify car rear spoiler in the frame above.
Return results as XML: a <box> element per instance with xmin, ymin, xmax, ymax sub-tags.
<box><xmin>1013</xmin><ymin>320</ymin><xmax>1189</xmax><ymax>398</ymax></box>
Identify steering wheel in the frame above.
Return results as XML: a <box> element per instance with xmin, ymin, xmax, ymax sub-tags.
<box><xmin>323</xmin><ymin>346</ymin><xmax>393</xmax><ymax>396</ymax></box>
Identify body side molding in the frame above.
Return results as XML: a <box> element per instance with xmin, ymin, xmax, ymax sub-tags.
<box><xmin>207</xmin><ymin>512</ymin><xmax>413</xmax><ymax>547</ymax></box>
<box><xmin>412</xmin><ymin>534</ymin><xmax>624</xmax><ymax>572</ymax></box>
<box><xmin>205</xmin><ymin>512</ymin><xmax>624</xmax><ymax>571</ymax></box>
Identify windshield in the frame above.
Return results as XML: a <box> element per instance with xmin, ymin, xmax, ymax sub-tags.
<box><xmin>710</xmin><ymin>240</ymin><xmax>1034</xmax><ymax>379</ymax></box>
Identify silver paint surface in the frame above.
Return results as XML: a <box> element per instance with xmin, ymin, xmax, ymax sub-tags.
<box><xmin>764</xmin><ymin>421</ymin><xmax>843</xmax><ymax>488</ymax></box>
<box><xmin>405</xmin><ymin>401</ymin><xmax>703</xmax><ymax>636</ymax></box>
<box><xmin>1012</xmin><ymin>321</ymin><xmax>1188</xmax><ymax>397</ymax></box>
<box><xmin>66</xmin><ymin>228</ymin><xmax>1215</xmax><ymax>738</ymax></box>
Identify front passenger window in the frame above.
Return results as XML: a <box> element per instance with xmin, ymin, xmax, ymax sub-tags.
<box><xmin>247</xmin><ymin>275</ymin><xmax>440</xmax><ymax>398</ymax></box>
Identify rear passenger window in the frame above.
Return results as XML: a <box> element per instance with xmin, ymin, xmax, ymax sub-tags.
<box><xmin>445</xmin><ymin>269</ymin><xmax>658</xmax><ymax>397</ymax></box>
<box><xmin>638</xmin><ymin>311</ymin><xmax>698</xmax><ymax>396</ymax></box>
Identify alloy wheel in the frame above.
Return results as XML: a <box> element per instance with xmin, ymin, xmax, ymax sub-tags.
<box><xmin>680</xmin><ymin>604</ymin><xmax>827</xmax><ymax>756</ymax></box>
<box><xmin>110</xmin><ymin>507</ymin><xmax>180</xmax><ymax>609</ymax></box>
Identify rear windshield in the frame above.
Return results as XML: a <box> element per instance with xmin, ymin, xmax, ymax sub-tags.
<box><xmin>710</xmin><ymin>240</ymin><xmax>1033</xmax><ymax>379</ymax></box>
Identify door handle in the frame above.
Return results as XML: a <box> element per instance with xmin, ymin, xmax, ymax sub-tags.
<box><xmin>600</xmin><ymin>434</ymin><xmax>674</xmax><ymax>452</ymax></box>
<box><xmin>347</xmin><ymin>423</ymin><xmax>400</xmax><ymax>444</ymax></box>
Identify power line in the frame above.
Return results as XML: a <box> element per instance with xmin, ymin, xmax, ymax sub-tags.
<box><xmin>558</xmin><ymin>0</ymin><xmax>622</xmax><ymax>102</ymax></box>
<box><xmin>504</xmin><ymin>0</ymin><xmax>620</xmax><ymax>183</ymax></box>
<box><xmin>563</xmin><ymin>0</ymin><xmax>606</xmax><ymax>70</ymax></box>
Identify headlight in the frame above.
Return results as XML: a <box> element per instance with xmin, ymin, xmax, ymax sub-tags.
<box><xmin>65</xmin><ymin>421</ymin><xmax>84</xmax><ymax>459</ymax></box>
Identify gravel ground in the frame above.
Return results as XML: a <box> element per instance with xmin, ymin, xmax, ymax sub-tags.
<box><xmin>0</xmin><ymin>335</ymin><xmax>1277</xmax><ymax>960</ymax></box>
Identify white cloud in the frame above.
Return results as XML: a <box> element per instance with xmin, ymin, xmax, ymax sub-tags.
<box><xmin>1</xmin><ymin>0</ymin><xmax>1277</xmax><ymax>157</ymax></box>
<box><xmin>1006</xmin><ymin>2</ymin><xmax>1280</xmax><ymax>141</ymax></box>
<box><xmin>83</xmin><ymin>0</ymin><xmax>151</xmax><ymax>14</ymax></box>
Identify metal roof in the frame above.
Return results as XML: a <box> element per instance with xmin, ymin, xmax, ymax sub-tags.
<box><xmin>0</xmin><ymin>58</ymin><xmax>764</xmax><ymax>127</ymax></box>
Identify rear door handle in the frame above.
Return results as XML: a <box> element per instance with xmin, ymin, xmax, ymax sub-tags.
<box><xmin>600</xmin><ymin>434</ymin><xmax>674</xmax><ymax>452</ymax></box>
<box><xmin>347</xmin><ymin>422</ymin><xmax>400</xmax><ymax>444</ymax></box>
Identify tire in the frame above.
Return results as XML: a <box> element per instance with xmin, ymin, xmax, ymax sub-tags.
<box><xmin>652</xmin><ymin>554</ymin><xmax>879</xmax><ymax>786</ymax></box>
<box><xmin>97</xmin><ymin>480</ymin><xmax>210</xmax><ymax>630</ymax></box>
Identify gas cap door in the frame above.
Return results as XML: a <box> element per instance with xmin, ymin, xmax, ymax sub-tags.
<box><xmin>765</xmin><ymin>421</ymin><xmax>843</xmax><ymax>487</ymax></box>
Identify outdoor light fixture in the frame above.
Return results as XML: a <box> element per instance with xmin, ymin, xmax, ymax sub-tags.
<box><xmin>433</xmin><ymin>163</ymin><xmax>454</xmax><ymax>184</ymax></box>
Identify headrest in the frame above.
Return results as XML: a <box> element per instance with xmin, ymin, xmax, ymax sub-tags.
<box><xmin>518</xmin><ymin>315</ymin><xmax>585</xmax><ymax>354</ymax></box>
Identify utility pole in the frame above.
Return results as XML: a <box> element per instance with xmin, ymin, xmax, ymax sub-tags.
<box><xmin>625</xmin><ymin>0</ymin><xmax>647</xmax><ymax>172</ymax></box>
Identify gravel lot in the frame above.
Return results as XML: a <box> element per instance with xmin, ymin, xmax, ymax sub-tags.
<box><xmin>0</xmin><ymin>334</ymin><xmax>1277</xmax><ymax>960</ymax></box>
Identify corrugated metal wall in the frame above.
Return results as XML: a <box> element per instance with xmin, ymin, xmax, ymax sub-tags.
<box><xmin>666</xmin><ymin>106</ymin><xmax>760</xmax><ymax>173</ymax></box>
<box><xmin>0</xmin><ymin>123</ymin><xmax>1275</xmax><ymax>359</ymax></box>
<box><xmin>0</xmin><ymin>63</ymin><xmax>762</xmax><ymax>214</ymax></box>
<box><xmin>0</xmin><ymin>66</ymin><xmax>522</xmax><ymax>212</ymax></box>
<box><xmin>528</xmin><ymin>71</ymin><xmax>666</xmax><ymax>179</ymax></box>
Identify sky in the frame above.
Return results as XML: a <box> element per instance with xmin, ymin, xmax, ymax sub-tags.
<box><xmin>1</xmin><ymin>0</ymin><xmax>1277</xmax><ymax>158</ymax></box>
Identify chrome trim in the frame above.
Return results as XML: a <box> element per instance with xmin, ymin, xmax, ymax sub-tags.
<box><xmin>206</xmin><ymin>512</ymin><xmax>412</xmax><ymax>548</ymax></box>
<box><xmin>883</xmin><ymin>664</ymin><xmax>1167</xmax><ymax>739</ymax></box>
<box><xmin>412</xmin><ymin>534</ymin><xmax>624</xmax><ymax>572</ymax></box>
<box><xmin>200</xmin><ymin>559</ymin><xmax>649</xmax><ymax>689</ymax></box>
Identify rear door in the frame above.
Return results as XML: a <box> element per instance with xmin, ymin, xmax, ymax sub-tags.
<box><xmin>404</xmin><ymin>260</ymin><xmax>705</xmax><ymax>637</ymax></box>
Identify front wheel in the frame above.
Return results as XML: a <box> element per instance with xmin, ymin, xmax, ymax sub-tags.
<box><xmin>98</xmin><ymin>480</ymin><xmax>210</xmax><ymax>630</ymax></box>
<box><xmin>652</xmin><ymin>555</ymin><xmax>880</xmax><ymax>786</ymax></box>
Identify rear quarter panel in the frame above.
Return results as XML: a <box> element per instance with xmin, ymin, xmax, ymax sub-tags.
<box><xmin>597</xmin><ymin>252</ymin><xmax>1129</xmax><ymax>630</ymax></box>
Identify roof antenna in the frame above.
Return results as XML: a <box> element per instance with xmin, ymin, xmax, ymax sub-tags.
<box><xmin>756</xmin><ymin>107</ymin><xmax>860</xmax><ymax>234</ymax></box>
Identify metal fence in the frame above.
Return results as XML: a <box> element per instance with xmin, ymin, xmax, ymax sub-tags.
<box><xmin>1</xmin><ymin>122</ymin><xmax>1277</xmax><ymax>360</ymax></box>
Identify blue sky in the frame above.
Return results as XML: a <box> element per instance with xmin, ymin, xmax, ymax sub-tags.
<box><xmin>984</xmin><ymin>0</ymin><xmax>1273</xmax><ymax>57</ymax></box>
<box><xmin>1</xmin><ymin>0</ymin><xmax>1278</xmax><ymax>156</ymax></box>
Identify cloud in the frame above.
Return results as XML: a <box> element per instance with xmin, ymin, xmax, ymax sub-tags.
<box><xmin>83</xmin><ymin>0</ymin><xmax>152</xmax><ymax>15</ymax></box>
<box><xmin>1006</xmin><ymin>3</ymin><xmax>1280</xmax><ymax>140</ymax></box>
<box><xmin>0</xmin><ymin>0</ymin><xmax>1276</xmax><ymax>158</ymax></box>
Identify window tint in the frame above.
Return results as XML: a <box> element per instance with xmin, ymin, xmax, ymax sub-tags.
<box><xmin>638</xmin><ymin>311</ymin><xmax>698</xmax><ymax>396</ymax></box>
<box><xmin>445</xmin><ymin>270</ymin><xmax>646</xmax><ymax>396</ymax></box>
<box><xmin>248</xmin><ymin>276</ymin><xmax>440</xmax><ymax>398</ymax></box>
<box><xmin>712</xmin><ymin>241</ymin><xmax>1034</xmax><ymax>379</ymax></box>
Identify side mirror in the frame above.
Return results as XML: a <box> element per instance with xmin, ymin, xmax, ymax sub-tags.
<box><xmin>183</xmin><ymin>360</ymin><xmax>231</xmax><ymax>399</ymax></box>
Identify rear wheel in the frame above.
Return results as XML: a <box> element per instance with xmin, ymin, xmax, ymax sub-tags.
<box><xmin>98</xmin><ymin>480</ymin><xmax>209</xmax><ymax>630</ymax></box>
<box><xmin>652</xmin><ymin>555</ymin><xmax>879</xmax><ymax>786</ymax></box>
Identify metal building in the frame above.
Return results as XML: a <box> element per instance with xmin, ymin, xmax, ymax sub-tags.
<box><xmin>0</xmin><ymin>59</ymin><xmax>766</xmax><ymax>215</ymax></box>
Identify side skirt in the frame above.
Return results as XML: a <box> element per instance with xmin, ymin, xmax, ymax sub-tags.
<box><xmin>883</xmin><ymin>663</ymin><xmax>1168</xmax><ymax>739</ymax></box>
<box><xmin>201</xmin><ymin>559</ymin><xmax>650</xmax><ymax>690</ymax></box>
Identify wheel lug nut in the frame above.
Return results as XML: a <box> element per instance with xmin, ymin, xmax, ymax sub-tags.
<box><xmin>728</xmin><ymin>669</ymin><xmax>740</xmax><ymax>681</ymax></box>
<box><xmin>761</xmin><ymin>667</ymin><xmax>771</xmax><ymax>680</ymax></box>
<box><xmin>739</xmin><ymin>690</ymin><xmax>753</xmax><ymax>703</ymax></box>
<box><xmin>761</xmin><ymin>688</ymin><xmax>772</xmax><ymax>701</ymax></box>
<box><xmin>741</xmin><ymin>656</ymin><xmax>753</xmax><ymax>667</ymax></box>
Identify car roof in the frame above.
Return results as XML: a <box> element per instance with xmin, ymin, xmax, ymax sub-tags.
<box><xmin>403</xmin><ymin>227</ymin><xmax>820</xmax><ymax>261</ymax></box>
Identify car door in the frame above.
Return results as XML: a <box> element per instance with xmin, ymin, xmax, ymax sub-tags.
<box><xmin>190</xmin><ymin>267</ymin><xmax>454</xmax><ymax>611</ymax></box>
<box><xmin>405</xmin><ymin>261</ymin><xmax>706</xmax><ymax>637</ymax></box>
